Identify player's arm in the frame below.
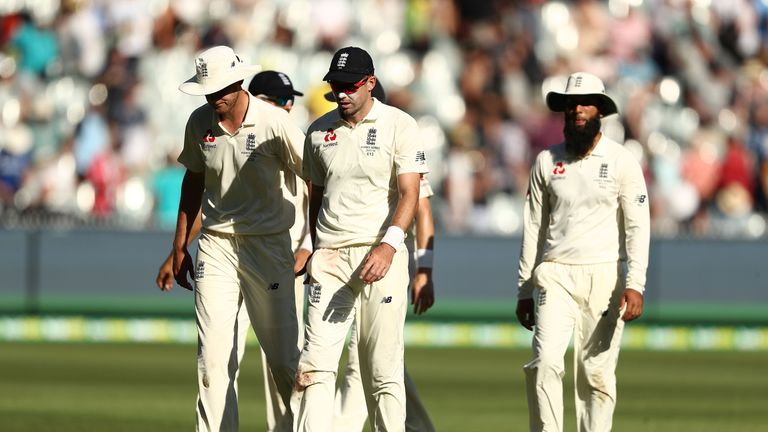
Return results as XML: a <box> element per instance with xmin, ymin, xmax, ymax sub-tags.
<box><xmin>360</xmin><ymin>172</ymin><xmax>420</xmax><ymax>284</ymax></box>
<box><xmin>156</xmin><ymin>207</ymin><xmax>202</xmax><ymax>291</ymax></box>
<box><xmin>308</xmin><ymin>183</ymin><xmax>323</xmax><ymax>255</ymax></box>
<box><xmin>516</xmin><ymin>153</ymin><xmax>549</xmax><ymax>330</ymax></box>
<box><xmin>411</xmin><ymin>194</ymin><xmax>435</xmax><ymax>314</ymax></box>
<box><xmin>618</xmin><ymin>152</ymin><xmax>650</xmax><ymax>322</ymax></box>
<box><xmin>171</xmin><ymin>169</ymin><xmax>204</xmax><ymax>290</ymax></box>
<box><xmin>294</xmin><ymin>180</ymin><xmax>313</xmax><ymax>276</ymax></box>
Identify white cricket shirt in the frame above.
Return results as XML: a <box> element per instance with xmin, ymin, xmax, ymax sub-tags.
<box><xmin>287</xmin><ymin>177</ymin><xmax>310</xmax><ymax>252</ymax></box>
<box><xmin>517</xmin><ymin>135</ymin><xmax>650</xmax><ymax>298</ymax></box>
<box><xmin>303</xmin><ymin>99</ymin><xmax>429</xmax><ymax>249</ymax></box>
<box><xmin>178</xmin><ymin>94</ymin><xmax>305</xmax><ymax>235</ymax></box>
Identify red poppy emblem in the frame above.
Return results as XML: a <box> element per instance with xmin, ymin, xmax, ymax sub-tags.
<box><xmin>203</xmin><ymin>129</ymin><xmax>215</xmax><ymax>143</ymax></box>
<box><xmin>324</xmin><ymin>129</ymin><xmax>337</xmax><ymax>142</ymax></box>
<box><xmin>553</xmin><ymin>162</ymin><xmax>565</xmax><ymax>175</ymax></box>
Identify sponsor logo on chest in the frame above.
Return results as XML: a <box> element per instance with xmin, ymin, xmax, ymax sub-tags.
<box><xmin>201</xmin><ymin>129</ymin><xmax>217</xmax><ymax>150</ymax></box>
<box><xmin>322</xmin><ymin>128</ymin><xmax>338</xmax><ymax>148</ymax></box>
<box><xmin>552</xmin><ymin>161</ymin><xmax>566</xmax><ymax>180</ymax></box>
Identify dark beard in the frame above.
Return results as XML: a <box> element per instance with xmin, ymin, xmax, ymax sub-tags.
<box><xmin>563</xmin><ymin>116</ymin><xmax>601</xmax><ymax>158</ymax></box>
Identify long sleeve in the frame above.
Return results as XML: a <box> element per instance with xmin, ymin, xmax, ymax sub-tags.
<box><xmin>618</xmin><ymin>151</ymin><xmax>650</xmax><ymax>294</ymax></box>
<box><xmin>518</xmin><ymin>152</ymin><xmax>550</xmax><ymax>300</ymax></box>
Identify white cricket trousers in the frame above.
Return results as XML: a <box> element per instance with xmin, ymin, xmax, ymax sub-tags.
<box><xmin>292</xmin><ymin>245</ymin><xmax>409</xmax><ymax>432</ymax></box>
<box><xmin>263</xmin><ymin>278</ymin><xmax>306</xmax><ymax>432</ymax></box>
<box><xmin>195</xmin><ymin>230</ymin><xmax>300</xmax><ymax>432</ymax></box>
<box><xmin>334</xmin><ymin>321</ymin><xmax>436</xmax><ymax>432</ymax></box>
<box><xmin>523</xmin><ymin>261</ymin><xmax>626</xmax><ymax>432</ymax></box>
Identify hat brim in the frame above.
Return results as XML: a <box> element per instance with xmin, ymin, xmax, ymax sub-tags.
<box><xmin>546</xmin><ymin>92</ymin><xmax>618</xmax><ymax>116</ymax></box>
<box><xmin>257</xmin><ymin>88</ymin><xmax>304</xmax><ymax>98</ymax></box>
<box><xmin>179</xmin><ymin>65</ymin><xmax>262</xmax><ymax>96</ymax></box>
<box><xmin>323</xmin><ymin>70</ymin><xmax>370</xmax><ymax>83</ymax></box>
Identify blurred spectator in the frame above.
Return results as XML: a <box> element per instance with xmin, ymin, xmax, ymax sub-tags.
<box><xmin>0</xmin><ymin>0</ymin><xmax>766</xmax><ymax>237</ymax></box>
<box><xmin>150</xmin><ymin>151</ymin><xmax>185</xmax><ymax>230</ymax></box>
<box><xmin>6</xmin><ymin>12</ymin><xmax>59</xmax><ymax>78</ymax></box>
<box><xmin>85</xmin><ymin>123</ymin><xmax>125</xmax><ymax>218</ymax></box>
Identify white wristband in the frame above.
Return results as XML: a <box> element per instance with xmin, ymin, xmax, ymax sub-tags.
<box><xmin>381</xmin><ymin>226</ymin><xmax>405</xmax><ymax>249</ymax></box>
<box><xmin>416</xmin><ymin>248</ymin><xmax>433</xmax><ymax>268</ymax></box>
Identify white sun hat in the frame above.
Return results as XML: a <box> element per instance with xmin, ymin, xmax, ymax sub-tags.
<box><xmin>545</xmin><ymin>71</ymin><xmax>618</xmax><ymax>116</ymax></box>
<box><xmin>179</xmin><ymin>46</ymin><xmax>261</xmax><ymax>96</ymax></box>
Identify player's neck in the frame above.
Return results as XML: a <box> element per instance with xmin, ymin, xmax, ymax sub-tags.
<box><xmin>343</xmin><ymin>98</ymin><xmax>374</xmax><ymax>127</ymax></box>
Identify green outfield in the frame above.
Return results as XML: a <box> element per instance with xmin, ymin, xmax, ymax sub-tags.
<box><xmin>1</xmin><ymin>342</ymin><xmax>765</xmax><ymax>432</ymax></box>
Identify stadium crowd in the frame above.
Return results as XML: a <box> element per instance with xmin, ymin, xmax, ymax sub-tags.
<box><xmin>1</xmin><ymin>0</ymin><xmax>767</xmax><ymax>238</ymax></box>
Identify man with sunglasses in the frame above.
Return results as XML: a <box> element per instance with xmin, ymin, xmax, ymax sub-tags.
<box><xmin>292</xmin><ymin>46</ymin><xmax>429</xmax><ymax>432</ymax></box>
<box><xmin>170</xmin><ymin>46</ymin><xmax>305</xmax><ymax>432</ymax></box>
<box><xmin>328</xmin><ymin>81</ymin><xmax>437</xmax><ymax>432</ymax></box>
<box><xmin>516</xmin><ymin>72</ymin><xmax>649</xmax><ymax>432</ymax></box>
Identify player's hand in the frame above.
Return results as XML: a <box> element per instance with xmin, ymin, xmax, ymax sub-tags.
<box><xmin>359</xmin><ymin>244</ymin><xmax>395</xmax><ymax>284</ymax></box>
<box><xmin>516</xmin><ymin>298</ymin><xmax>535</xmax><ymax>331</ymax></box>
<box><xmin>156</xmin><ymin>253</ymin><xmax>174</xmax><ymax>291</ymax></box>
<box><xmin>173</xmin><ymin>247</ymin><xmax>195</xmax><ymax>291</ymax></box>
<box><xmin>294</xmin><ymin>248</ymin><xmax>312</xmax><ymax>276</ymax></box>
<box><xmin>620</xmin><ymin>288</ymin><xmax>643</xmax><ymax>321</ymax></box>
<box><xmin>411</xmin><ymin>270</ymin><xmax>434</xmax><ymax>315</ymax></box>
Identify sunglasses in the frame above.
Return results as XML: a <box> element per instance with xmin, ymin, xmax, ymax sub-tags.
<box><xmin>265</xmin><ymin>95</ymin><xmax>294</xmax><ymax>107</ymax></box>
<box><xmin>329</xmin><ymin>76</ymin><xmax>369</xmax><ymax>95</ymax></box>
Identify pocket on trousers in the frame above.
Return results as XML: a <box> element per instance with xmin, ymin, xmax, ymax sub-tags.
<box><xmin>531</xmin><ymin>261</ymin><xmax>550</xmax><ymax>291</ymax></box>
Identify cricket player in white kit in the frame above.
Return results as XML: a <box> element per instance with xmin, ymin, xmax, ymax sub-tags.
<box><xmin>172</xmin><ymin>46</ymin><xmax>305</xmax><ymax>432</ymax></box>
<box><xmin>292</xmin><ymin>46</ymin><xmax>429</xmax><ymax>432</ymax></box>
<box><xmin>516</xmin><ymin>72</ymin><xmax>650</xmax><ymax>432</ymax></box>
<box><xmin>159</xmin><ymin>70</ymin><xmax>310</xmax><ymax>432</ymax></box>
<box><xmin>334</xmin><ymin>175</ymin><xmax>437</xmax><ymax>432</ymax></box>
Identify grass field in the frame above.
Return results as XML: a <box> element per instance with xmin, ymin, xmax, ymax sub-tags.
<box><xmin>1</xmin><ymin>342</ymin><xmax>766</xmax><ymax>432</ymax></box>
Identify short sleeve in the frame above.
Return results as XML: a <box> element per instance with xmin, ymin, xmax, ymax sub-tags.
<box><xmin>394</xmin><ymin>113</ymin><xmax>429</xmax><ymax>176</ymax></box>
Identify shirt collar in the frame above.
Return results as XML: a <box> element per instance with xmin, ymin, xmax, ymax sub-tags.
<box><xmin>241</xmin><ymin>93</ymin><xmax>259</xmax><ymax>128</ymax></box>
<box><xmin>332</xmin><ymin>98</ymin><xmax>382</xmax><ymax>127</ymax></box>
<box><xmin>588</xmin><ymin>133</ymin><xmax>606</xmax><ymax>157</ymax></box>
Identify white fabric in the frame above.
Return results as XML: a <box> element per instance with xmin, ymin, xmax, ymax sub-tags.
<box><xmin>332</xmin><ymin>189</ymin><xmax>436</xmax><ymax>431</ymax></box>
<box><xmin>381</xmin><ymin>225</ymin><xmax>406</xmax><ymax>249</ymax></box>
<box><xmin>180</xmin><ymin>45</ymin><xmax>261</xmax><ymax>96</ymax></box>
<box><xmin>262</xmin><ymin>274</ymin><xmax>307</xmax><ymax>432</ymax></box>
<box><xmin>194</xmin><ymin>230</ymin><xmax>300</xmax><ymax>432</ymax></box>
<box><xmin>293</xmin><ymin>246</ymin><xmax>409</xmax><ymax>432</ymax></box>
<box><xmin>517</xmin><ymin>135</ymin><xmax>650</xmax><ymax>299</ymax></box>
<box><xmin>303</xmin><ymin>99</ymin><xmax>429</xmax><ymax>248</ymax></box>
<box><xmin>523</xmin><ymin>261</ymin><xmax>625</xmax><ymax>432</ymax></box>
<box><xmin>334</xmin><ymin>321</ymin><xmax>436</xmax><ymax>432</ymax></box>
<box><xmin>178</xmin><ymin>95</ymin><xmax>305</xmax><ymax>235</ymax></box>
